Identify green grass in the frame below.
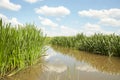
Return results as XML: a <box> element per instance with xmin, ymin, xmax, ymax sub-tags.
<box><xmin>0</xmin><ymin>19</ymin><xmax>46</xmax><ymax>77</ymax></box>
<box><xmin>51</xmin><ymin>33</ymin><xmax>120</xmax><ymax>57</ymax></box>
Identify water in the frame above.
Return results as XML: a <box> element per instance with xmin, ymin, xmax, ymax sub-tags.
<box><xmin>10</xmin><ymin>46</ymin><xmax>120</xmax><ymax>80</ymax></box>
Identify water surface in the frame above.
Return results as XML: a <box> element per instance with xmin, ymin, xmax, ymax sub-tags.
<box><xmin>10</xmin><ymin>46</ymin><xmax>120</xmax><ymax>80</ymax></box>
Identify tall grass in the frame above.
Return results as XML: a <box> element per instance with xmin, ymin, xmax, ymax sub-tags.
<box><xmin>51</xmin><ymin>33</ymin><xmax>120</xmax><ymax>57</ymax></box>
<box><xmin>0</xmin><ymin>19</ymin><xmax>46</xmax><ymax>77</ymax></box>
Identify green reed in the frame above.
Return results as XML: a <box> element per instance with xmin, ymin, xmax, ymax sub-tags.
<box><xmin>51</xmin><ymin>33</ymin><xmax>120</xmax><ymax>57</ymax></box>
<box><xmin>0</xmin><ymin>19</ymin><xmax>46</xmax><ymax>77</ymax></box>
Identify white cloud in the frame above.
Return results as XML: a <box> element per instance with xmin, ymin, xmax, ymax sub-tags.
<box><xmin>44</xmin><ymin>25</ymin><xmax>79</xmax><ymax>37</ymax></box>
<box><xmin>99</xmin><ymin>18</ymin><xmax>120</xmax><ymax>27</ymax></box>
<box><xmin>79</xmin><ymin>9</ymin><xmax>108</xmax><ymax>19</ymax></box>
<box><xmin>10</xmin><ymin>18</ymin><xmax>23</xmax><ymax>26</ymax></box>
<box><xmin>0</xmin><ymin>0</ymin><xmax>21</xmax><ymax>11</ymax></box>
<box><xmin>39</xmin><ymin>18</ymin><xmax>115</xmax><ymax>36</ymax></box>
<box><xmin>39</xmin><ymin>16</ymin><xmax>58</xmax><ymax>27</ymax></box>
<box><xmin>60</xmin><ymin>25</ymin><xmax>78</xmax><ymax>36</ymax></box>
<box><xmin>0</xmin><ymin>13</ymin><xmax>8</xmax><ymax>21</ymax></box>
<box><xmin>78</xmin><ymin>8</ymin><xmax>120</xmax><ymax>19</ymax></box>
<box><xmin>0</xmin><ymin>13</ymin><xmax>22</xmax><ymax>26</ymax></box>
<box><xmin>35</xmin><ymin>5</ymin><xmax>70</xmax><ymax>17</ymax></box>
<box><xmin>84</xmin><ymin>23</ymin><xmax>101</xmax><ymax>31</ymax></box>
<box><xmin>24</xmin><ymin>0</ymin><xmax>43</xmax><ymax>3</ymax></box>
<box><xmin>82</xmin><ymin>23</ymin><xmax>101</xmax><ymax>35</ymax></box>
<box><xmin>78</xmin><ymin>8</ymin><xmax>120</xmax><ymax>27</ymax></box>
<box><xmin>81</xmin><ymin>23</ymin><xmax>114</xmax><ymax>36</ymax></box>
<box><xmin>44</xmin><ymin>30</ymin><xmax>60</xmax><ymax>37</ymax></box>
<box><xmin>116</xmin><ymin>30</ymin><xmax>120</xmax><ymax>35</ymax></box>
<box><xmin>42</xmin><ymin>22</ymin><xmax>114</xmax><ymax>36</ymax></box>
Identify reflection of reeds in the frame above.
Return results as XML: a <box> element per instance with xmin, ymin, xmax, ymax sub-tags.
<box><xmin>52</xmin><ymin>45</ymin><xmax>120</xmax><ymax>75</ymax></box>
<box><xmin>0</xmin><ymin>19</ymin><xmax>46</xmax><ymax>77</ymax></box>
<box><xmin>51</xmin><ymin>33</ymin><xmax>120</xmax><ymax>57</ymax></box>
<box><xmin>10</xmin><ymin>58</ymin><xmax>45</xmax><ymax>80</ymax></box>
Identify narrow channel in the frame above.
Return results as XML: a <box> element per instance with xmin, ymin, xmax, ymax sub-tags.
<box><xmin>10</xmin><ymin>46</ymin><xmax>120</xmax><ymax>80</ymax></box>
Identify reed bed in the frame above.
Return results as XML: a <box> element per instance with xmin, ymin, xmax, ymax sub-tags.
<box><xmin>0</xmin><ymin>19</ymin><xmax>46</xmax><ymax>77</ymax></box>
<box><xmin>51</xmin><ymin>33</ymin><xmax>120</xmax><ymax>57</ymax></box>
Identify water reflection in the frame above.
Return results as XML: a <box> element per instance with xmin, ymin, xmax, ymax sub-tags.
<box><xmin>76</xmin><ymin>64</ymin><xmax>98</xmax><ymax>72</ymax></box>
<box><xmin>8</xmin><ymin>46</ymin><xmax>120</xmax><ymax>80</ymax></box>
<box><xmin>52</xmin><ymin>45</ymin><xmax>120</xmax><ymax>75</ymax></box>
<box><xmin>45</xmin><ymin>61</ymin><xmax>67</xmax><ymax>73</ymax></box>
<box><xmin>10</xmin><ymin>59</ymin><xmax>45</xmax><ymax>80</ymax></box>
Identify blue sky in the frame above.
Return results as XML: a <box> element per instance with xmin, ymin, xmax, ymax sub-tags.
<box><xmin>0</xmin><ymin>0</ymin><xmax>120</xmax><ymax>36</ymax></box>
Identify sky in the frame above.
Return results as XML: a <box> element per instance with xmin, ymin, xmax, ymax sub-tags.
<box><xmin>0</xmin><ymin>0</ymin><xmax>120</xmax><ymax>36</ymax></box>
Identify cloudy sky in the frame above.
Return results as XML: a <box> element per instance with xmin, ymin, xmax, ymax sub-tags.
<box><xmin>0</xmin><ymin>0</ymin><xmax>120</xmax><ymax>36</ymax></box>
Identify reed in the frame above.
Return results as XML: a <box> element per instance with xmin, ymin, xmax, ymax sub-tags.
<box><xmin>51</xmin><ymin>33</ymin><xmax>120</xmax><ymax>57</ymax></box>
<box><xmin>0</xmin><ymin>19</ymin><xmax>46</xmax><ymax>77</ymax></box>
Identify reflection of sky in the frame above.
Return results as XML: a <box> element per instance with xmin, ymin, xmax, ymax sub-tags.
<box><xmin>76</xmin><ymin>64</ymin><xmax>98</xmax><ymax>72</ymax></box>
<box><xmin>45</xmin><ymin>47</ymin><xmax>98</xmax><ymax>73</ymax></box>
<box><xmin>45</xmin><ymin>46</ymin><xmax>120</xmax><ymax>77</ymax></box>
<box><xmin>45</xmin><ymin>48</ymin><xmax>67</xmax><ymax>73</ymax></box>
<box><xmin>45</xmin><ymin>63</ymin><xmax>67</xmax><ymax>73</ymax></box>
<box><xmin>45</xmin><ymin>48</ymin><xmax>57</xmax><ymax>60</ymax></box>
<box><xmin>11</xmin><ymin>46</ymin><xmax>120</xmax><ymax>80</ymax></box>
<box><xmin>45</xmin><ymin>47</ymin><xmax>78</xmax><ymax>66</ymax></box>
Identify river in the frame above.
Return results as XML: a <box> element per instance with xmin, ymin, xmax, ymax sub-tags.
<box><xmin>8</xmin><ymin>46</ymin><xmax>120</xmax><ymax>80</ymax></box>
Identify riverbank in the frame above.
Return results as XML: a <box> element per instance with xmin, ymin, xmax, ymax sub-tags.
<box><xmin>51</xmin><ymin>33</ymin><xmax>120</xmax><ymax>57</ymax></box>
<box><xmin>0</xmin><ymin>19</ymin><xmax>46</xmax><ymax>77</ymax></box>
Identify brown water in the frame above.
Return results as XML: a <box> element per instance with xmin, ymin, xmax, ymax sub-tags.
<box><xmin>9</xmin><ymin>46</ymin><xmax>120</xmax><ymax>80</ymax></box>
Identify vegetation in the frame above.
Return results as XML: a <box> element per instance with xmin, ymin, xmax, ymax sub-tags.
<box><xmin>0</xmin><ymin>19</ymin><xmax>46</xmax><ymax>77</ymax></box>
<box><xmin>51</xmin><ymin>33</ymin><xmax>120</xmax><ymax>57</ymax></box>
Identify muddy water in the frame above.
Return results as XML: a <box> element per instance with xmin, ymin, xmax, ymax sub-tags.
<box><xmin>10</xmin><ymin>46</ymin><xmax>120</xmax><ymax>80</ymax></box>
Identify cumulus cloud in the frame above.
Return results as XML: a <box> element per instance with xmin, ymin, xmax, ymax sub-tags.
<box><xmin>82</xmin><ymin>23</ymin><xmax>102</xmax><ymax>35</ymax></box>
<box><xmin>84</xmin><ymin>23</ymin><xmax>101</xmax><ymax>31</ymax></box>
<box><xmin>10</xmin><ymin>18</ymin><xmax>23</xmax><ymax>26</ymax></box>
<box><xmin>78</xmin><ymin>8</ymin><xmax>120</xmax><ymax>19</ymax></box>
<box><xmin>35</xmin><ymin>5</ymin><xmax>70</xmax><ymax>17</ymax></box>
<box><xmin>0</xmin><ymin>0</ymin><xmax>21</xmax><ymax>11</ymax></box>
<box><xmin>80</xmin><ymin>23</ymin><xmax>113</xmax><ymax>36</ymax></box>
<box><xmin>78</xmin><ymin>8</ymin><xmax>120</xmax><ymax>27</ymax></box>
<box><xmin>44</xmin><ymin>25</ymin><xmax>79</xmax><ymax>37</ymax></box>
<box><xmin>39</xmin><ymin>16</ymin><xmax>58</xmax><ymax>27</ymax></box>
<box><xmin>0</xmin><ymin>13</ymin><xmax>8</xmax><ymax>21</ymax></box>
<box><xmin>24</xmin><ymin>0</ymin><xmax>43</xmax><ymax>3</ymax></box>
<box><xmin>117</xmin><ymin>30</ymin><xmax>120</xmax><ymax>35</ymax></box>
<box><xmin>60</xmin><ymin>25</ymin><xmax>78</xmax><ymax>36</ymax></box>
<box><xmin>0</xmin><ymin>13</ymin><xmax>22</xmax><ymax>26</ymax></box>
<box><xmin>99</xmin><ymin>18</ymin><xmax>120</xmax><ymax>27</ymax></box>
